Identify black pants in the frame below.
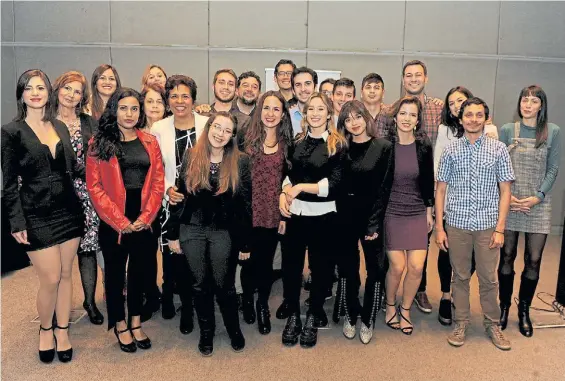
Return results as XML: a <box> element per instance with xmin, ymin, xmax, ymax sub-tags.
<box><xmin>179</xmin><ymin>224</ymin><xmax>240</xmax><ymax>334</ymax></box>
<box><xmin>282</xmin><ymin>213</ymin><xmax>337</xmax><ymax>316</ymax></box>
<box><xmin>499</xmin><ymin>230</ymin><xmax>548</xmax><ymax>305</ymax></box>
<box><xmin>161</xmin><ymin>244</ymin><xmax>193</xmax><ymax>307</ymax></box>
<box><xmin>241</xmin><ymin>227</ymin><xmax>279</xmax><ymax>304</ymax></box>
<box><xmin>99</xmin><ymin>223</ymin><xmax>158</xmax><ymax>330</ymax></box>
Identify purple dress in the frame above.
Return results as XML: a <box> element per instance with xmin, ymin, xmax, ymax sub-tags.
<box><xmin>384</xmin><ymin>142</ymin><xmax>427</xmax><ymax>250</ymax></box>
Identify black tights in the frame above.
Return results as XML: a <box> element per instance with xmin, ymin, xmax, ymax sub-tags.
<box><xmin>77</xmin><ymin>249</ymin><xmax>98</xmax><ymax>306</ymax></box>
<box><xmin>498</xmin><ymin>230</ymin><xmax>548</xmax><ymax>305</ymax></box>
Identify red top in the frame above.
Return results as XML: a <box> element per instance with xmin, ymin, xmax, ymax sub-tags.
<box><xmin>86</xmin><ymin>129</ymin><xmax>164</xmax><ymax>242</ymax></box>
<box><xmin>252</xmin><ymin>147</ymin><xmax>285</xmax><ymax>229</ymax></box>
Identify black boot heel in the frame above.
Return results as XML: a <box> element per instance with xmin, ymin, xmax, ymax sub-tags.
<box><xmin>83</xmin><ymin>302</ymin><xmax>104</xmax><ymax>325</ymax></box>
<box><xmin>38</xmin><ymin>325</ymin><xmax>55</xmax><ymax>364</ymax></box>
<box><xmin>54</xmin><ymin>325</ymin><xmax>73</xmax><ymax>363</ymax></box>
<box><xmin>500</xmin><ymin>304</ymin><xmax>510</xmax><ymax>330</ymax></box>
<box><xmin>518</xmin><ymin>300</ymin><xmax>533</xmax><ymax>337</ymax></box>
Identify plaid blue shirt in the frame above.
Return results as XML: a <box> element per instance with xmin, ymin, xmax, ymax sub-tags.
<box><xmin>437</xmin><ymin>134</ymin><xmax>515</xmax><ymax>231</ymax></box>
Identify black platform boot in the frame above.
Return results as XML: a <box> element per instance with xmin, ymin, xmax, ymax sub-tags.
<box><xmin>242</xmin><ymin>294</ymin><xmax>256</xmax><ymax>324</ymax></box>
<box><xmin>218</xmin><ymin>291</ymin><xmax>246</xmax><ymax>352</ymax></box>
<box><xmin>498</xmin><ymin>273</ymin><xmax>514</xmax><ymax>330</ymax></box>
<box><xmin>194</xmin><ymin>295</ymin><xmax>215</xmax><ymax>356</ymax></box>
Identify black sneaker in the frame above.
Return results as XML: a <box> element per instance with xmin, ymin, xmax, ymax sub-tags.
<box><xmin>276</xmin><ymin>300</ymin><xmax>291</xmax><ymax>320</ymax></box>
<box><xmin>282</xmin><ymin>313</ymin><xmax>302</xmax><ymax>346</ymax></box>
<box><xmin>314</xmin><ymin>312</ymin><xmax>329</xmax><ymax>329</ymax></box>
<box><xmin>299</xmin><ymin>314</ymin><xmax>318</xmax><ymax>348</ymax></box>
<box><xmin>161</xmin><ymin>298</ymin><xmax>176</xmax><ymax>320</ymax></box>
<box><xmin>438</xmin><ymin>299</ymin><xmax>452</xmax><ymax>326</ymax></box>
<box><xmin>228</xmin><ymin>329</ymin><xmax>245</xmax><ymax>352</ymax></box>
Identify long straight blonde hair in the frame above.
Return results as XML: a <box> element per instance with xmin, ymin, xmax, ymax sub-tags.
<box><xmin>295</xmin><ymin>92</ymin><xmax>347</xmax><ymax>157</ymax></box>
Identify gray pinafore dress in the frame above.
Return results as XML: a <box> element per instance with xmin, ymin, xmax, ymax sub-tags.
<box><xmin>506</xmin><ymin>122</ymin><xmax>551</xmax><ymax>234</ymax></box>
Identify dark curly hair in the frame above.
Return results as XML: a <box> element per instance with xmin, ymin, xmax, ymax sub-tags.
<box><xmin>386</xmin><ymin>96</ymin><xmax>427</xmax><ymax>143</ymax></box>
<box><xmin>89</xmin><ymin>87</ymin><xmax>145</xmax><ymax>161</ymax></box>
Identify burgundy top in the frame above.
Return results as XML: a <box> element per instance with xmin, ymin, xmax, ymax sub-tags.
<box><xmin>252</xmin><ymin>146</ymin><xmax>285</xmax><ymax>228</ymax></box>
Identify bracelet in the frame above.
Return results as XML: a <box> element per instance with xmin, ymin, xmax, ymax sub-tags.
<box><xmin>281</xmin><ymin>191</ymin><xmax>288</xmax><ymax>197</ymax></box>
<box><xmin>494</xmin><ymin>230</ymin><xmax>504</xmax><ymax>235</ymax></box>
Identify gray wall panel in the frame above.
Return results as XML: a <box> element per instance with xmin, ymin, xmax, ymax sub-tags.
<box><xmin>15</xmin><ymin>46</ymin><xmax>111</xmax><ymax>85</ymax></box>
<box><xmin>210</xmin><ymin>1</ymin><xmax>307</xmax><ymax>48</ymax></box>
<box><xmin>401</xmin><ymin>55</ymin><xmax>498</xmax><ymax>111</ymax></box>
<box><xmin>499</xmin><ymin>2</ymin><xmax>565</xmax><ymax>58</ymax></box>
<box><xmin>110</xmin><ymin>2</ymin><xmax>208</xmax><ymax>46</ymax></box>
<box><xmin>494</xmin><ymin>59</ymin><xmax>565</xmax><ymax>226</ymax></box>
<box><xmin>1</xmin><ymin>0</ymin><xmax>14</xmax><ymax>42</ymax></box>
<box><xmin>209</xmin><ymin>50</ymin><xmax>306</xmax><ymax>96</ymax></box>
<box><xmin>307</xmin><ymin>1</ymin><xmax>405</xmax><ymax>52</ymax></box>
<box><xmin>404</xmin><ymin>1</ymin><xmax>500</xmax><ymax>54</ymax></box>
<box><xmin>306</xmin><ymin>53</ymin><xmax>403</xmax><ymax>103</ymax></box>
<box><xmin>14</xmin><ymin>1</ymin><xmax>110</xmax><ymax>43</ymax></box>
<box><xmin>111</xmin><ymin>48</ymin><xmax>210</xmax><ymax>102</ymax></box>
<box><xmin>1</xmin><ymin>46</ymin><xmax>17</xmax><ymax>125</ymax></box>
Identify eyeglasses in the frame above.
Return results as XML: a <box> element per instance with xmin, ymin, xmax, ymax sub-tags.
<box><xmin>276</xmin><ymin>71</ymin><xmax>293</xmax><ymax>78</ymax></box>
<box><xmin>322</xmin><ymin>90</ymin><xmax>332</xmax><ymax>97</ymax></box>
<box><xmin>211</xmin><ymin>124</ymin><xmax>234</xmax><ymax>136</ymax></box>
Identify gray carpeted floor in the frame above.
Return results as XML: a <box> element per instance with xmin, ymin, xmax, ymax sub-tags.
<box><xmin>2</xmin><ymin>236</ymin><xmax>565</xmax><ymax>381</ymax></box>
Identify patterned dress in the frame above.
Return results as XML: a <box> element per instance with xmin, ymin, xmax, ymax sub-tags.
<box><xmin>67</xmin><ymin>119</ymin><xmax>100</xmax><ymax>252</ymax></box>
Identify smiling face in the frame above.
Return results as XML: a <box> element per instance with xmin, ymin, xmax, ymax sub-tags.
<box><xmin>96</xmin><ymin>68</ymin><xmax>118</xmax><ymax>97</ymax></box>
<box><xmin>344</xmin><ymin>111</ymin><xmax>367</xmax><ymax>138</ymax></box>
<box><xmin>520</xmin><ymin>95</ymin><xmax>542</xmax><ymax>120</ymax></box>
<box><xmin>402</xmin><ymin>64</ymin><xmax>427</xmax><ymax>96</ymax></box>
<box><xmin>333</xmin><ymin>85</ymin><xmax>354</xmax><ymax>114</ymax></box>
<box><xmin>394</xmin><ymin>102</ymin><xmax>419</xmax><ymax>133</ymax></box>
<box><xmin>57</xmin><ymin>80</ymin><xmax>83</xmax><ymax>110</ymax></box>
<box><xmin>261</xmin><ymin>95</ymin><xmax>283</xmax><ymax>129</ymax></box>
<box><xmin>23</xmin><ymin>76</ymin><xmax>49</xmax><ymax>110</ymax></box>
<box><xmin>168</xmin><ymin>84</ymin><xmax>193</xmax><ymax>118</ymax></box>
<box><xmin>144</xmin><ymin>89</ymin><xmax>165</xmax><ymax>123</ymax></box>
<box><xmin>292</xmin><ymin>72</ymin><xmax>315</xmax><ymax>105</ymax></box>
<box><xmin>146</xmin><ymin>66</ymin><xmax>166</xmax><ymax>87</ymax></box>
<box><xmin>306</xmin><ymin>96</ymin><xmax>330</xmax><ymax>129</ymax></box>
<box><xmin>448</xmin><ymin>91</ymin><xmax>468</xmax><ymax>118</ymax></box>
<box><xmin>237</xmin><ymin>76</ymin><xmax>260</xmax><ymax>106</ymax></box>
<box><xmin>460</xmin><ymin>104</ymin><xmax>486</xmax><ymax>135</ymax></box>
<box><xmin>275</xmin><ymin>64</ymin><xmax>294</xmax><ymax>91</ymax></box>
<box><xmin>208</xmin><ymin>115</ymin><xmax>235</xmax><ymax>149</ymax></box>
<box><xmin>362</xmin><ymin>81</ymin><xmax>384</xmax><ymax>106</ymax></box>
<box><xmin>117</xmin><ymin>96</ymin><xmax>140</xmax><ymax>130</ymax></box>
<box><xmin>214</xmin><ymin>72</ymin><xmax>237</xmax><ymax>103</ymax></box>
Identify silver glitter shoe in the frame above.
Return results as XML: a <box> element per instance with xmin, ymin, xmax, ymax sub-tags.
<box><xmin>359</xmin><ymin>323</ymin><xmax>373</xmax><ymax>344</ymax></box>
<box><xmin>342</xmin><ymin>319</ymin><xmax>356</xmax><ymax>340</ymax></box>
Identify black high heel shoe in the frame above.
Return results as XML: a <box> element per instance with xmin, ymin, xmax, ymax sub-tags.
<box><xmin>38</xmin><ymin>325</ymin><xmax>55</xmax><ymax>363</ymax></box>
<box><xmin>130</xmin><ymin>326</ymin><xmax>152</xmax><ymax>350</ymax></box>
<box><xmin>54</xmin><ymin>325</ymin><xmax>73</xmax><ymax>363</ymax></box>
<box><xmin>398</xmin><ymin>305</ymin><xmax>414</xmax><ymax>336</ymax></box>
<box><xmin>83</xmin><ymin>302</ymin><xmax>104</xmax><ymax>325</ymax></box>
<box><xmin>113</xmin><ymin>326</ymin><xmax>137</xmax><ymax>353</ymax></box>
<box><xmin>385</xmin><ymin>302</ymin><xmax>400</xmax><ymax>330</ymax></box>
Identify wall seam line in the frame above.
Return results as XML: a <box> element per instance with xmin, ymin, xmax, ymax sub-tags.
<box><xmin>108</xmin><ymin>0</ymin><xmax>113</xmax><ymax>64</ymax></box>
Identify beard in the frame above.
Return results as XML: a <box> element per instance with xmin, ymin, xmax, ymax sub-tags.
<box><xmin>214</xmin><ymin>88</ymin><xmax>235</xmax><ymax>104</ymax></box>
<box><xmin>239</xmin><ymin>95</ymin><xmax>257</xmax><ymax>106</ymax></box>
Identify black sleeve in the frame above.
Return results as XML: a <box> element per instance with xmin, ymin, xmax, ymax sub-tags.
<box><xmin>236</xmin><ymin>124</ymin><xmax>246</xmax><ymax>152</ymax></box>
<box><xmin>234</xmin><ymin>154</ymin><xmax>253</xmax><ymax>252</ymax></box>
<box><xmin>421</xmin><ymin>138</ymin><xmax>435</xmax><ymax>207</ymax></box>
<box><xmin>165</xmin><ymin>149</ymin><xmax>190</xmax><ymax>241</ymax></box>
<box><xmin>326</xmin><ymin>146</ymin><xmax>345</xmax><ymax>199</ymax></box>
<box><xmin>366</xmin><ymin>141</ymin><xmax>393</xmax><ymax>236</ymax></box>
<box><xmin>1</xmin><ymin>125</ymin><xmax>27</xmax><ymax>233</ymax></box>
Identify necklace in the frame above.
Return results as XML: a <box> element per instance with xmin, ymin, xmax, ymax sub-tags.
<box><xmin>57</xmin><ymin>113</ymin><xmax>80</xmax><ymax>135</ymax></box>
<box><xmin>263</xmin><ymin>139</ymin><xmax>278</xmax><ymax>148</ymax></box>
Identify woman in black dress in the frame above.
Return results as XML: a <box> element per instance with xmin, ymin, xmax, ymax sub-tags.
<box><xmin>1</xmin><ymin>69</ymin><xmax>84</xmax><ymax>363</ymax></box>
<box><xmin>383</xmin><ymin>96</ymin><xmax>434</xmax><ymax>335</ymax></box>
<box><xmin>51</xmin><ymin>70</ymin><xmax>104</xmax><ymax>325</ymax></box>
<box><xmin>335</xmin><ymin>100</ymin><xmax>393</xmax><ymax>344</ymax></box>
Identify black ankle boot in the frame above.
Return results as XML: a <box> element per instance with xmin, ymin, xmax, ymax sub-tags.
<box><xmin>500</xmin><ymin>304</ymin><xmax>510</xmax><ymax>330</ymax></box>
<box><xmin>179</xmin><ymin>306</ymin><xmax>194</xmax><ymax>335</ymax></box>
<box><xmin>517</xmin><ymin>300</ymin><xmax>533</xmax><ymax>337</ymax></box>
<box><xmin>83</xmin><ymin>302</ymin><xmax>104</xmax><ymax>325</ymax></box>
<box><xmin>228</xmin><ymin>328</ymin><xmax>246</xmax><ymax>352</ymax></box>
<box><xmin>282</xmin><ymin>312</ymin><xmax>302</xmax><ymax>346</ymax></box>
<box><xmin>242</xmin><ymin>296</ymin><xmax>256</xmax><ymax>324</ymax></box>
<box><xmin>198</xmin><ymin>329</ymin><xmax>214</xmax><ymax>356</ymax></box>
<box><xmin>256</xmin><ymin>300</ymin><xmax>271</xmax><ymax>335</ymax></box>
<box><xmin>161</xmin><ymin>298</ymin><xmax>176</xmax><ymax>320</ymax></box>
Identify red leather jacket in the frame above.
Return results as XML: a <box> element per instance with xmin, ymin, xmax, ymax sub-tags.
<box><xmin>86</xmin><ymin>129</ymin><xmax>164</xmax><ymax>242</ymax></box>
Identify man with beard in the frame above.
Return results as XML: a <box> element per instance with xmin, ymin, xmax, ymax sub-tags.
<box><xmin>235</xmin><ymin>71</ymin><xmax>261</xmax><ymax>117</ymax></box>
<box><xmin>289</xmin><ymin>67</ymin><xmax>318</xmax><ymax>136</ymax></box>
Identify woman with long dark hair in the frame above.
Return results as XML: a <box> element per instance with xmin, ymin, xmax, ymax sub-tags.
<box><xmin>279</xmin><ymin>92</ymin><xmax>347</xmax><ymax>349</ymax></box>
<box><xmin>334</xmin><ymin>100</ymin><xmax>393</xmax><ymax>344</ymax></box>
<box><xmin>238</xmin><ymin>90</ymin><xmax>293</xmax><ymax>334</ymax></box>
<box><xmin>2</xmin><ymin>69</ymin><xmax>84</xmax><ymax>363</ymax></box>
<box><xmin>166</xmin><ymin>112</ymin><xmax>252</xmax><ymax>356</ymax></box>
<box><xmin>89</xmin><ymin>64</ymin><xmax>121</xmax><ymax>120</ymax></box>
<box><xmin>87</xmin><ymin>87</ymin><xmax>164</xmax><ymax>353</ymax></box>
<box><xmin>383</xmin><ymin>96</ymin><xmax>434</xmax><ymax>336</ymax></box>
<box><xmin>433</xmin><ymin>86</ymin><xmax>497</xmax><ymax>326</ymax></box>
<box><xmin>498</xmin><ymin>85</ymin><xmax>561</xmax><ymax>337</ymax></box>
<box><xmin>51</xmin><ymin>70</ymin><xmax>104</xmax><ymax>325</ymax></box>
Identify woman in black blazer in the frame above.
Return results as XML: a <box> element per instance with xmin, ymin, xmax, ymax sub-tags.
<box><xmin>51</xmin><ymin>71</ymin><xmax>104</xmax><ymax>325</ymax></box>
<box><xmin>382</xmin><ymin>96</ymin><xmax>434</xmax><ymax>336</ymax></box>
<box><xmin>1</xmin><ymin>69</ymin><xmax>84</xmax><ymax>363</ymax></box>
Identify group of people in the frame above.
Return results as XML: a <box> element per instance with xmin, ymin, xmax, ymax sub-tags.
<box><xmin>1</xmin><ymin>58</ymin><xmax>560</xmax><ymax>362</ymax></box>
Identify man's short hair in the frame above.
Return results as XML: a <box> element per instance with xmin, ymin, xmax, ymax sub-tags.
<box><xmin>402</xmin><ymin>60</ymin><xmax>428</xmax><ymax>76</ymax></box>
<box><xmin>213</xmin><ymin>68</ymin><xmax>237</xmax><ymax>85</ymax></box>
<box><xmin>458</xmin><ymin>97</ymin><xmax>490</xmax><ymax>121</ymax></box>
<box><xmin>237</xmin><ymin>71</ymin><xmax>262</xmax><ymax>89</ymax></box>
<box><xmin>333</xmin><ymin>78</ymin><xmax>356</xmax><ymax>98</ymax></box>
<box><xmin>362</xmin><ymin>73</ymin><xmax>384</xmax><ymax>89</ymax></box>
<box><xmin>274</xmin><ymin>59</ymin><xmax>296</xmax><ymax>74</ymax></box>
<box><xmin>291</xmin><ymin>67</ymin><xmax>318</xmax><ymax>88</ymax></box>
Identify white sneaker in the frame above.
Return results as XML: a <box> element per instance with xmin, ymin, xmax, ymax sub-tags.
<box><xmin>359</xmin><ymin>323</ymin><xmax>373</xmax><ymax>344</ymax></box>
<box><xmin>342</xmin><ymin>319</ymin><xmax>356</xmax><ymax>339</ymax></box>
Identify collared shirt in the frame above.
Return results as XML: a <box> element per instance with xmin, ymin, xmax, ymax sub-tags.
<box><xmin>289</xmin><ymin>104</ymin><xmax>303</xmax><ymax>137</ymax></box>
<box><xmin>234</xmin><ymin>100</ymin><xmax>256</xmax><ymax>118</ymax></box>
<box><xmin>369</xmin><ymin>96</ymin><xmax>442</xmax><ymax>147</ymax></box>
<box><xmin>367</xmin><ymin>104</ymin><xmax>392</xmax><ymax>139</ymax></box>
<box><xmin>437</xmin><ymin>134</ymin><xmax>515</xmax><ymax>231</ymax></box>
